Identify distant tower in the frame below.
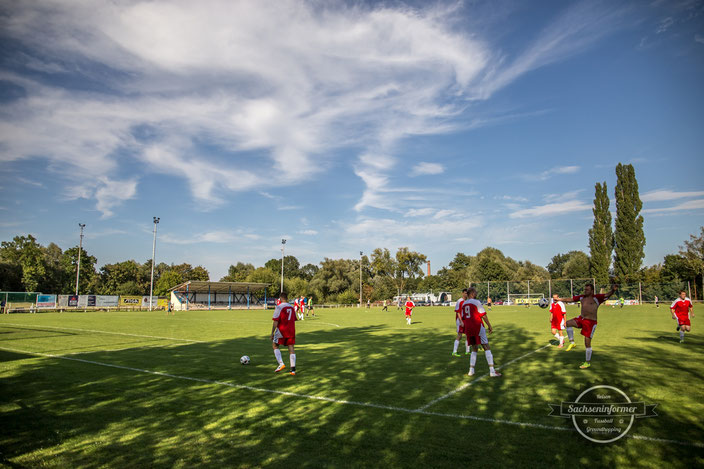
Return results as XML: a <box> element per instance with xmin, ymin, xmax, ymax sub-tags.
<box><xmin>427</xmin><ymin>260</ymin><xmax>431</xmax><ymax>277</ymax></box>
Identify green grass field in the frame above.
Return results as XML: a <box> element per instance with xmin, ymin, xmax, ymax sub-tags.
<box><xmin>1</xmin><ymin>304</ymin><xmax>702</xmax><ymax>468</ymax></box>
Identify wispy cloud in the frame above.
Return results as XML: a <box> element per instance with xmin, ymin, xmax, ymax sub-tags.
<box><xmin>298</xmin><ymin>229</ymin><xmax>318</xmax><ymax>236</ymax></box>
<box><xmin>642</xmin><ymin>199</ymin><xmax>704</xmax><ymax>214</ymax></box>
<box><xmin>161</xmin><ymin>230</ymin><xmax>252</xmax><ymax>245</ymax></box>
<box><xmin>411</xmin><ymin>162</ymin><xmax>445</xmax><ymax>176</ymax></box>
<box><xmin>538</xmin><ymin>166</ymin><xmax>581</xmax><ymax>181</ymax></box>
<box><xmin>641</xmin><ymin>189</ymin><xmax>704</xmax><ymax>202</ymax></box>
<box><xmin>509</xmin><ymin>199</ymin><xmax>591</xmax><ymax>218</ymax></box>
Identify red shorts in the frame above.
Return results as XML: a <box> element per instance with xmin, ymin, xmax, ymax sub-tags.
<box><xmin>467</xmin><ymin>335</ymin><xmax>481</xmax><ymax>345</ymax></box>
<box><xmin>551</xmin><ymin>316</ymin><xmax>566</xmax><ymax>330</ymax></box>
<box><xmin>456</xmin><ymin>318</ymin><xmax>464</xmax><ymax>334</ymax></box>
<box><xmin>571</xmin><ymin>316</ymin><xmax>597</xmax><ymax>338</ymax></box>
<box><xmin>676</xmin><ymin>314</ymin><xmax>691</xmax><ymax>326</ymax></box>
<box><xmin>405</xmin><ymin>312</ymin><xmax>412</xmax><ymax>316</ymax></box>
<box><xmin>276</xmin><ymin>336</ymin><xmax>295</xmax><ymax>346</ymax></box>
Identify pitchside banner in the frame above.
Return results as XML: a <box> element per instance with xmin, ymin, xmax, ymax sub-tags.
<box><xmin>36</xmin><ymin>294</ymin><xmax>57</xmax><ymax>308</ymax></box>
<box><xmin>78</xmin><ymin>295</ymin><xmax>98</xmax><ymax>307</ymax></box>
<box><xmin>119</xmin><ymin>296</ymin><xmax>142</xmax><ymax>306</ymax></box>
<box><xmin>96</xmin><ymin>296</ymin><xmax>119</xmax><ymax>307</ymax></box>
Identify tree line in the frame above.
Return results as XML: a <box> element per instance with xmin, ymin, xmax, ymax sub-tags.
<box><xmin>1</xmin><ymin>164</ymin><xmax>702</xmax><ymax>302</ymax></box>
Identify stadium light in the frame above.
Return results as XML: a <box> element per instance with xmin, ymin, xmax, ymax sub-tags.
<box><xmin>75</xmin><ymin>223</ymin><xmax>85</xmax><ymax>295</ymax></box>
<box><xmin>149</xmin><ymin>217</ymin><xmax>160</xmax><ymax>311</ymax></box>
<box><xmin>359</xmin><ymin>251</ymin><xmax>363</xmax><ymax>308</ymax></box>
<box><xmin>280</xmin><ymin>239</ymin><xmax>287</xmax><ymax>293</ymax></box>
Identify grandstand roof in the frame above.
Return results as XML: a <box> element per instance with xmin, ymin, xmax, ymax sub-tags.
<box><xmin>169</xmin><ymin>281</ymin><xmax>270</xmax><ymax>294</ymax></box>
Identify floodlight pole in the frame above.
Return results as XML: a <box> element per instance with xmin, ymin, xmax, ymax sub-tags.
<box><xmin>280</xmin><ymin>239</ymin><xmax>286</xmax><ymax>293</ymax></box>
<box><xmin>75</xmin><ymin>223</ymin><xmax>85</xmax><ymax>295</ymax></box>
<box><xmin>149</xmin><ymin>217</ymin><xmax>160</xmax><ymax>311</ymax></box>
<box><xmin>359</xmin><ymin>251</ymin><xmax>363</xmax><ymax>308</ymax></box>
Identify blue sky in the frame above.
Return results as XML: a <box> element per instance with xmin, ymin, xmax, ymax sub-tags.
<box><xmin>1</xmin><ymin>0</ymin><xmax>703</xmax><ymax>281</ymax></box>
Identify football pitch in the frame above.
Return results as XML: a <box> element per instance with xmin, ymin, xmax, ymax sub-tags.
<box><xmin>1</xmin><ymin>305</ymin><xmax>702</xmax><ymax>468</ymax></box>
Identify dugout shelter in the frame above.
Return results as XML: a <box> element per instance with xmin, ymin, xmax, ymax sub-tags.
<box><xmin>169</xmin><ymin>281</ymin><xmax>270</xmax><ymax>310</ymax></box>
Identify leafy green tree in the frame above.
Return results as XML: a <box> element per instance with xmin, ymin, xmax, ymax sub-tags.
<box><xmin>589</xmin><ymin>181</ymin><xmax>613</xmax><ymax>284</ymax></box>
<box><xmin>98</xmin><ymin>260</ymin><xmax>141</xmax><ymax>294</ymax></box>
<box><xmin>299</xmin><ymin>263</ymin><xmax>319</xmax><ymax>281</ymax></box>
<box><xmin>680</xmin><ymin>227</ymin><xmax>704</xmax><ymax>299</ymax></box>
<box><xmin>614</xmin><ymin>163</ymin><xmax>645</xmax><ymax>282</ymax></box>
<box><xmin>0</xmin><ymin>262</ymin><xmax>22</xmax><ymax>290</ymax></box>
<box><xmin>154</xmin><ymin>270</ymin><xmax>184</xmax><ymax>296</ymax></box>
<box><xmin>0</xmin><ymin>235</ymin><xmax>46</xmax><ymax>291</ymax></box>
<box><xmin>265</xmin><ymin>256</ymin><xmax>300</xmax><ymax>279</ymax></box>
<box><xmin>220</xmin><ymin>262</ymin><xmax>255</xmax><ymax>282</ymax></box>
<box><xmin>60</xmin><ymin>246</ymin><xmax>97</xmax><ymax>294</ymax></box>
<box><xmin>116</xmin><ymin>280</ymin><xmax>142</xmax><ymax>295</ymax></box>
<box><xmin>309</xmin><ymin>258</ymin><xmax>357</xmax><ymax>300</ymax></box>
<box><xmin>562</xmin><ymin>251</ymin><xmax>591</xmax><ymax>279</ymax></box>
<box><xmin>246</xmin><ymin>267</ymin><xmax>278</xmax><ymax>286</ymax></box>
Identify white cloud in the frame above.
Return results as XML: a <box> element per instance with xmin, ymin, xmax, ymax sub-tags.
<box><xmin>411</xmin><ymin>162</ymin><xmax>445</xmax><ymax>176</ymax></box>
<box><xmin>509</xmin><ymin>199</ymin><xmax>591</xmax><ymax>219</ymax></box>
<box><xmin>544</xmin><ymin>189</ymin><xmax>583</xmax><ymax>202</ymax></box>
<box><xmin>642</xmin><ymin>199</ymin><xmax>704</xmax><ymax>214</ymax></box>
<box><xmin>641</xmin><ymin>189</ymin><xmax>704</xmax><ymax>202</ymax></box>
<box><xmin>93</xmin><ymin>177</ymin><xmax>138</xmax><ymax>219</ymax></box>
<box><xmin>161</xmin><ymin>230</ymin><xmax>252</xmax><ymax>245</ymax></box>
<box><xmin>538</xmin><ymin>166</ymin><xmax>581</xmax><ymax>181</ymax></box>
<box><xmin>298</xmin><ymin>229</ymin><xmax>318</xmax><ymax>236</ymax></box>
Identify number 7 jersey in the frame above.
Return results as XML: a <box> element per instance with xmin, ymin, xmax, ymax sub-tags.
<box><xmin>273</xmin><ymin>302</ymin><xmax>297</xmax><ymax>338</ymax></box>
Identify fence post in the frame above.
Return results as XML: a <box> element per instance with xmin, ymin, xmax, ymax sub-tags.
<box><xmin>507</xmin><ymin>281</ymin><xmax>510</xmax><ymax>303</ymax></box>
<box><xmin>570</xmin><ymin>279</ymin><xmax>573</xmax><ymax>298</ymax></box>
<box><xmin>527</xmin><ymin>280</ymin><xmax>531</xmax><ymax>303</ymax></box>
<box><xmin>548</xmin><ymin>279</ymin><xmax>552</xmax><ymax>298</ymax></box>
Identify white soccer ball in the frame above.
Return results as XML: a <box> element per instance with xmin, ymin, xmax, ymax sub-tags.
<box><xmin>538</xmin><ymin>297</ymin><xmax>550</xmax><ymax>309</ymax></box>
<box><xmin>240</xmin><ymin>355</ymin><xmax>250</xmax><ymax>365</ymax></box>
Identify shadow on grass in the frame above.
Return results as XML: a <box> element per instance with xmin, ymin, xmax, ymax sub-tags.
<box><xmin>0</xmin><ymin>322</ymin><xmax>702</xmax><ymax>468</ymax></box>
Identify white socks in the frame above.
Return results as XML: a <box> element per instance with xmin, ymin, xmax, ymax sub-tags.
<box><xmin>680</xmin><ymin>330</ymin><xmax>685</xmax><ymax>341</ymax></box>
<box><xmin>274</xmin><ymin>348</ymin><xmax>283</xmax><ymax>365</ymax></box>
<box><xmin>406</xmin><ymin>317</ymin><xmax>411</xmax><ymax>325</ymax></box>
<box><xmin>559</xmin><ymin>335</ymin><xmax>564</xmax><ymax>346</ymax></box>
<box><xmin>585</xmin><ymin>347</ymin><xmax>592</xmax><ymax>362</ymax></box>
<box><xmin>466</xmin><ymin>343</ymin><xmax>470</xmax><ymax>353</ymax></box>
<box><xmin>485</xmin><ymin>350</ymin><xmax>495</xmax><ymax>374</ymax></box>
<box><xmin>453</xmin><ymin>340</ymin><xmax>459</xmax><ymax>353</ymax></box>
<box><xmin>554</xmin><ymin>333</ymin><xmax>560</xmax><ymax>340</ymax></box>
<box><xmin>470</xmin><ymin>351</ymin><xmax>477</xmax><ymax>368</ymax></box>
<box><xmin>290</xmin><ymin>353</ymin><xmax>296</xmax><ymax>368</ymax></box>
<box><xmin>566</xmin><ymin>327</ymin><xmax>575</xmax><ymax>342</ymax></box>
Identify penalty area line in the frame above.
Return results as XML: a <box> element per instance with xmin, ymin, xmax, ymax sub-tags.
<box><xmin>0</xmin><ymin>346</ymin><xmax>700</xmax><ymax>449</ymax></box>
<box><xmin>417</xmin><ymin>343</ymin><xmax>552</xmax><ymax>411</ymax></box>
<box><xmin>0</xmin><ymin>323</ymin><xmax>205</xmax><ymax>343</ymax></box>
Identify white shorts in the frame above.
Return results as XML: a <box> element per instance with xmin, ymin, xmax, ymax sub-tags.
<box><xmin>479</xmin><ymin>325</ymin><xmax>488</xmax><ymax>345</ymax></box>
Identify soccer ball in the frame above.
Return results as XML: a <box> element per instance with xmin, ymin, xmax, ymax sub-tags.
<box><xmin>538</xmin><ymin>297</ymin><xmax>550</xmax><ymax>309</ymax></box>
<box><xmin>240</xmin><ymin>355</ymin><xmax>250</xmax><ymax>365</ymax></box>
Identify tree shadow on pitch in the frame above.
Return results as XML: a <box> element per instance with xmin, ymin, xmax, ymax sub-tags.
<box><xmin>1</xmin><ymin>321</ymin><xmax>702</xmax><ymax>468</ymax></box>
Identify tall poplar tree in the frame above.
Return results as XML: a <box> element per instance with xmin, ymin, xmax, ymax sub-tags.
<box><xmin>588</xmin><ymin>182</ymin><xmax>613</xmax><ymax>285</ymax></box>
<box><xmin>613</xmin><ymin>163</ymin><xmax>645</xmax><ymax>282</ymax></box>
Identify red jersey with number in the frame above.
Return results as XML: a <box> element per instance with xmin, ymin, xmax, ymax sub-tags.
<box><xmin>671</xmin><ymin>298</ymin><xmax>692</xmax><ymax>316</ymax></box>
<box><xmin>461</xmin><ymin>299</ymin><xmax>486</xmax><ymax>336</ymax></box>
<box><xmin>405</xmin><ymin>300</ymin><xmax>415</xmax><ymax>314</ymax></box>
<box><xmin>273</xmin><ymin>302</ymin><xmax>296</xmax><ymax>337</ymax></box>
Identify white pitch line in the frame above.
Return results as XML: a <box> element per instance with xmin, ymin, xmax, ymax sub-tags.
<box><xmin>0</xmin><ymin>323</ymin><xmax>205</xmax><ymax>343</ymax></box>
<box><xmin>417</xmin><ymin>343</ymin><xmax>552</xmax><ymax>411</ymax></box>
<box><xmin>0</xmin><ymin>346</ymin><xmax>700</xmax><ymax>449</ymax></box>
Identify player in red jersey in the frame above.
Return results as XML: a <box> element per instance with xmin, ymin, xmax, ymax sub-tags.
<box><xmin>549</xmin><ymin>294</ymin><xmax>567</xmax><ymax>348</ymax></box>
<box><xmin>404</xmin><ymin>298</ymin><xmax>415</xmax><ymax>325</ymax></box>
<box><xmin>270</xmin><ymin>292</ymin><xmax>297</xmax><ymax>375</ymax></box>
<box><xmin>461</xmin><ymin>288</ymin><xmax>500</xmax><ymax>377</ymax></box>
<box><xmin>670</xmin><ymin>290</ymin><xmax>694</xmax><ymax>343</ymax></box>
<box><xmin>556</xmin><ymin>283</ymin><xmax>617</xmax><ymax>369</ymax></box>
<box><xmin>452</xmin><ymin>289</ymin><xmax>470</xmax><ymax>356</ymax></box>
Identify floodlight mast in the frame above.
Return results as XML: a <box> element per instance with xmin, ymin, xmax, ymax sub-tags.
<box><xmin>359</xmin><ymin>251</ymin><xmax>363</xmax><ymax>308</ymax></box>
<box><xmin>75</xmin><ymin>224</ymin><xmax>85</xmax><ymax>295</ymax></box>
<box><xmin>280</xmin><ymin>239</ymin><xmax>287</xmax><ymax>293</ymax></box>
<box><xmin>149</xmin><ymin>217</ymin><xmax>160</xmax><ymax>311</ymax></box>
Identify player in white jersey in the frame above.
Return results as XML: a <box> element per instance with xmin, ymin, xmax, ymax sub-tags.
<box><xmin>452</xmin><ymin>289</ymin><xmax>470</xmax><ymax>356</ymax></box>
